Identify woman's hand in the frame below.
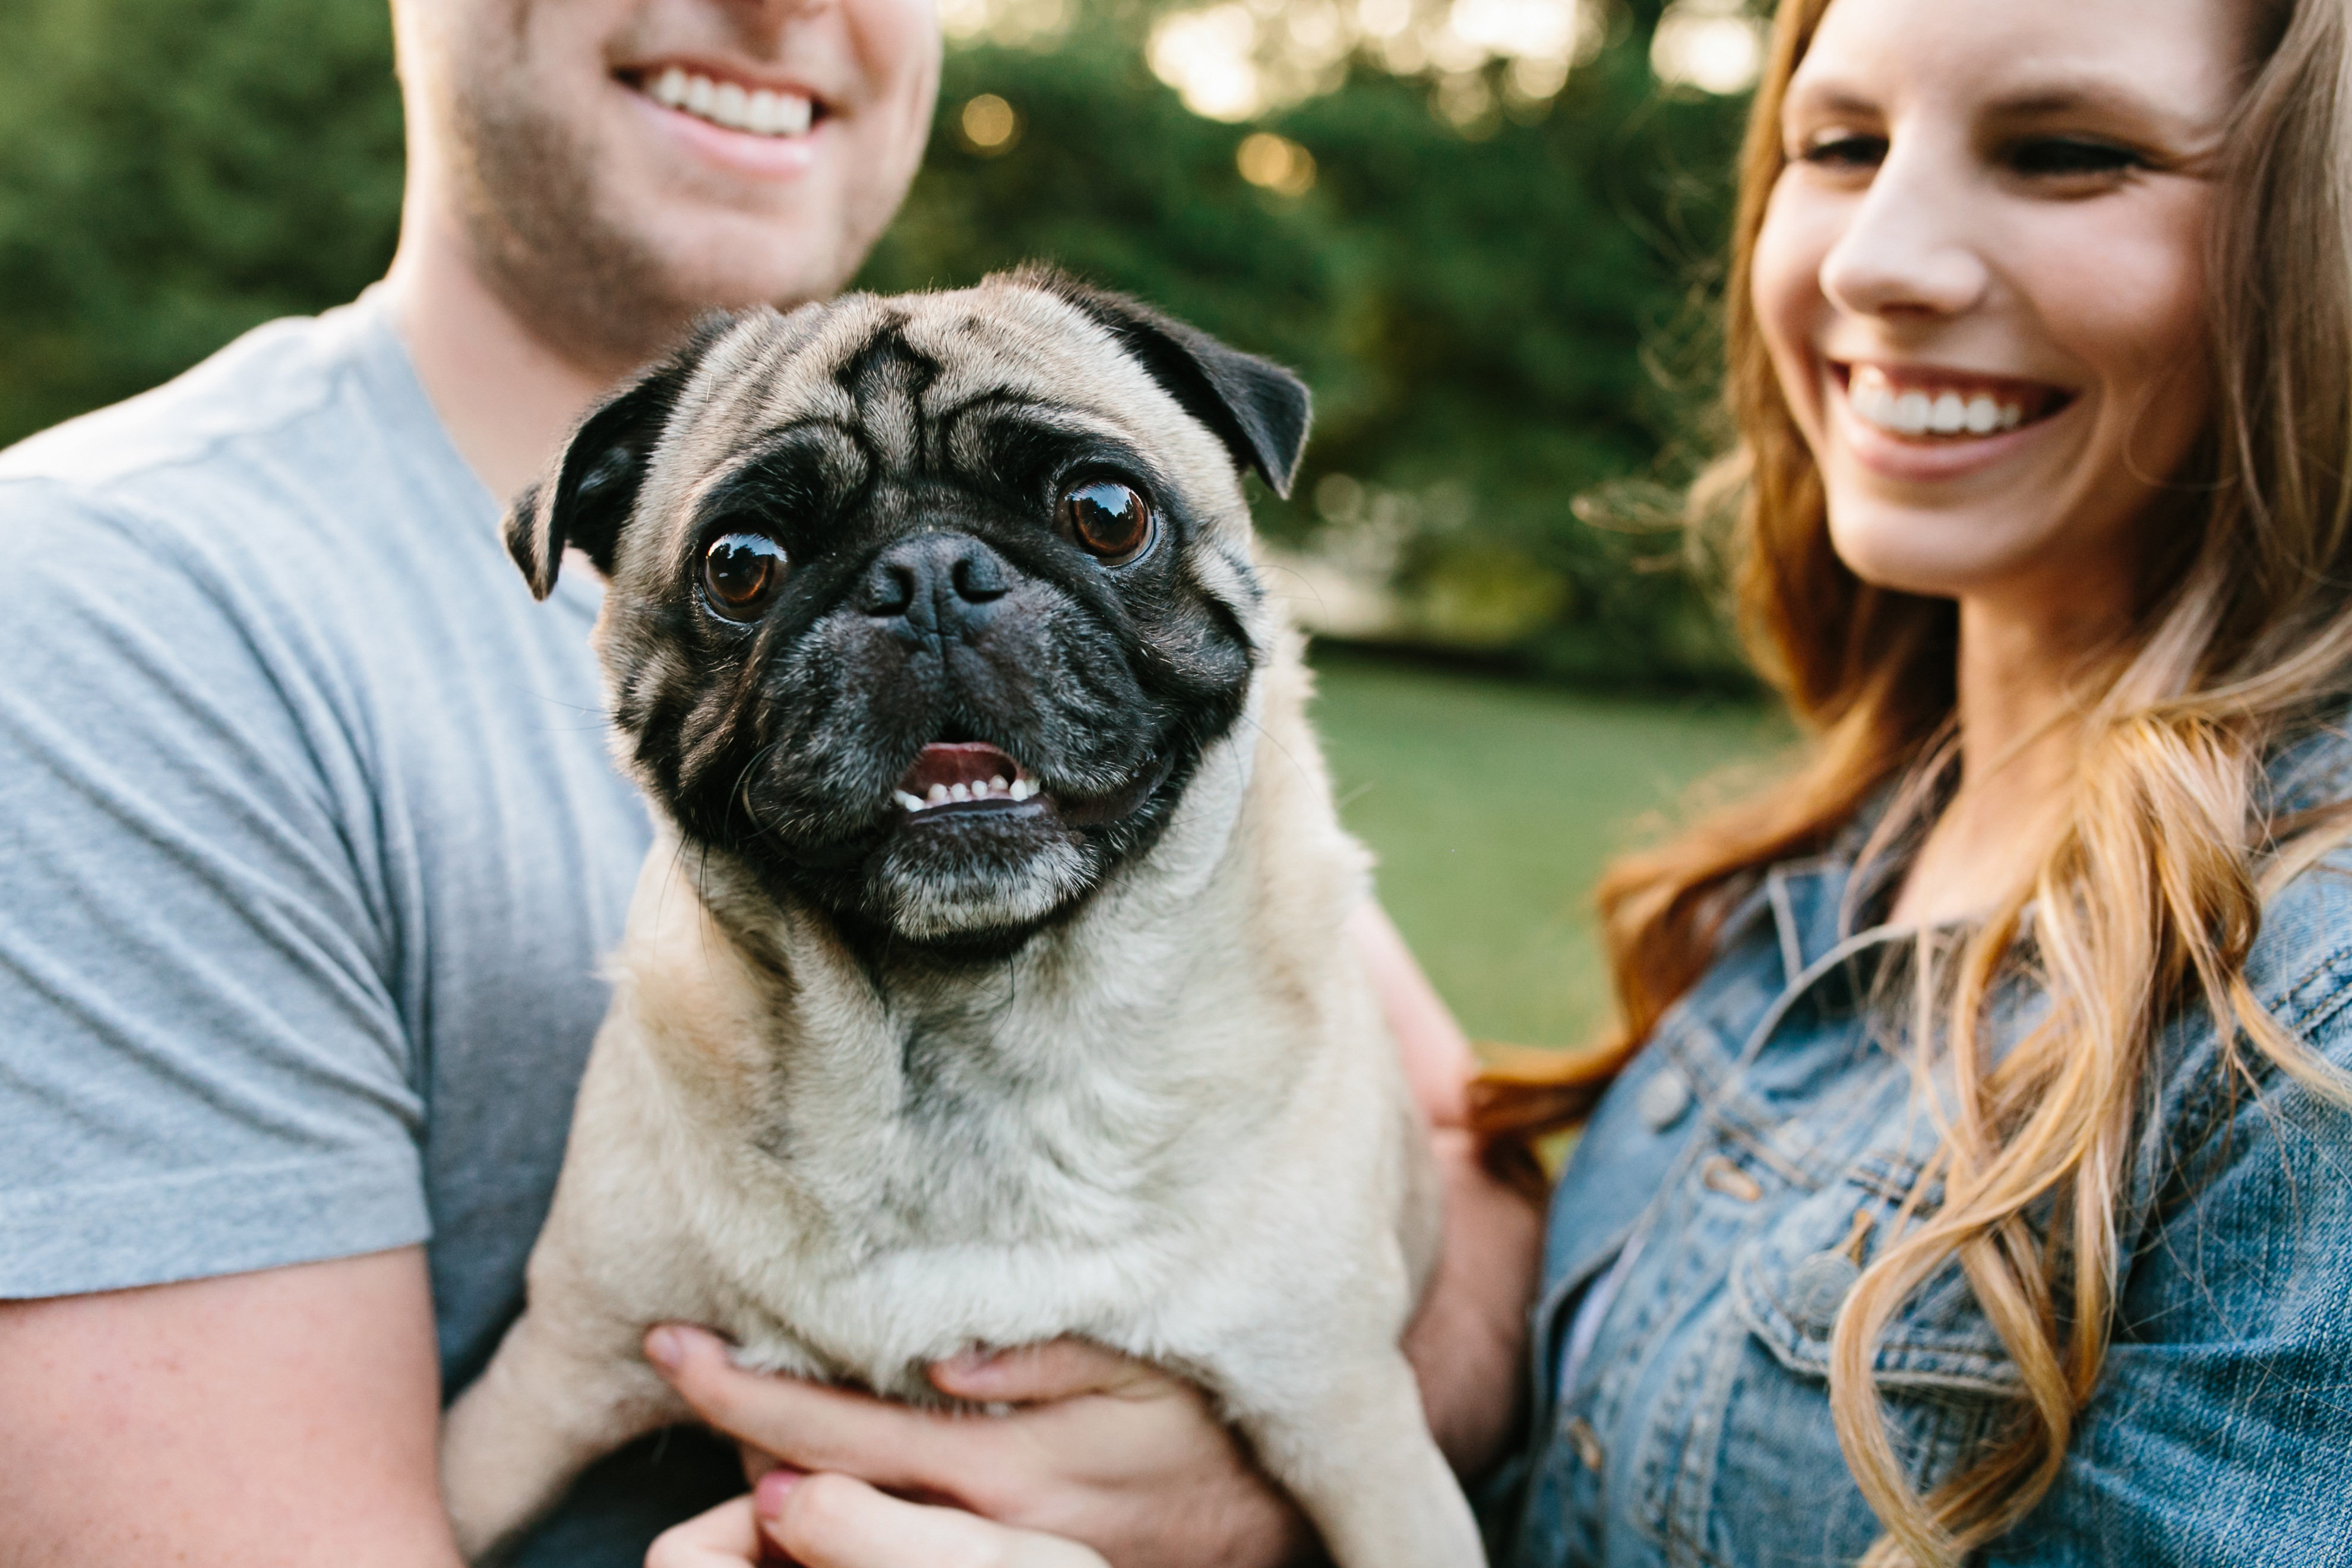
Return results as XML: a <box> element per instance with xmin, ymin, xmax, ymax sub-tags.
<box><xmin>648</xmin><ymin>1468</ymin><xmax>1110</xmax><ymax>1568</ymax></box>
<box><xmin>644</xmin><ymin>1328</ymin><xmax>1317</xmax><ymax>1568</ymax></box>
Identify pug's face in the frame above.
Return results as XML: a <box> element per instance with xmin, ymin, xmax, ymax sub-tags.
<box><xmin>509</xmin><ymin>268</ymin><xmax>1308</xmax><ymax>947</ymax></box>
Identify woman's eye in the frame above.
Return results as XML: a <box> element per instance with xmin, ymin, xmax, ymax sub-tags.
<box><xmin>1798</xmin><ymin>132</ymin><xmax>1886</xmax><ymax>170</ymax></box>
<box><xmin>1055</xmin><ymin>480</ymin><xmax>1156</xmax><ymax>567</ymax></box>
<box><xmin>2006</xmin><ymin>137</ymin><xmax>2144</xmax><ymax>178</ymax></box>
<box><xmin>701</xmin><ymin>532</ymin><xmax>788</xmax><ymax>618</ymax></box>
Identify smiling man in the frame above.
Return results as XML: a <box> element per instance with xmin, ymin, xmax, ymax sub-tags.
<box><xmin>0</xmin><ymin>0</ymin><xmax>1544</xmax><ymax>1561</ymax></box>
<box><xmin>0</xmin><ymin>1</ymin><xmax>934</xmax><ymax>1562</ymax></box>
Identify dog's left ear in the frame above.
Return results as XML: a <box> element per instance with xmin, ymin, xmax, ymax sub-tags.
<box><xmin>1016</xmin><ymin>267</ymin><xmax>1311</xmax><ymax>499</ymax></box>
<box><xmin>505</xmin><ymin>315</ymin><xmax>734</xmax><ymax>600</ymax></box>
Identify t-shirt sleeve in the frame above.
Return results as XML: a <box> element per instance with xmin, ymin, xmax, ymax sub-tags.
<box><xmin>0</xmin><ymin>478</ymin><xmax>429</xmax><ymax>1296</ymax></box>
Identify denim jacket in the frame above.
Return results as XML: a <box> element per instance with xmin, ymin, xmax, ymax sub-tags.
<box><xmin>1492</xmin><ymin>740</ymin><xmax>2352</xmax><ymax>1567</ymax></box>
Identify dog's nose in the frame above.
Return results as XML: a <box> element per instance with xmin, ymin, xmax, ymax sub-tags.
<box><xmin>860</xmin><ymin>533</ymin><xmax>1011</xmax><ymax>643</ymax></box>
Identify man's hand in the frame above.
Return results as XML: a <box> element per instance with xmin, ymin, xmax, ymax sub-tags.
<box><xmin>0</xmin><ymin>1246</ymin><xmax>464</xmax><ymax>1567</ymax></box>
<box><xmin>646</xmin><ymin>1329</ymin><xmax>1317</xmax><ymax>1568</ymax></box>
<box><xmin>651</xmin><ymin>1467</ymin><xmax>1114</xmax><ymax>1568</ymax></box>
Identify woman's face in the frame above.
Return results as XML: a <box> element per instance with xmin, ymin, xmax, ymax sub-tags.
<box><xmin>1752</xmin><ymin>0</ymin><xmax>2251</xmax><ymax>619</ymax></box>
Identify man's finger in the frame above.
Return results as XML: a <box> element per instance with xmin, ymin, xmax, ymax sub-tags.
<box><xmin>926</xmin><ymin>1339</ymin><xmax>1172</xmax><ymax>1405</ymax></box>
<box><xmin>766</xmin><ymin>1472</ymin><xmax>1109</xmax><ymax>1568</ymax></box>
<box><xmin>647</xmin><ymin>1325</ymin><xmax>1004</xmax><ymax>1493</ymax></box>
<box><xmin>645</xmin><ymin>1494</ymin><xmax>764</xmax><ymax>1568</ymax></box>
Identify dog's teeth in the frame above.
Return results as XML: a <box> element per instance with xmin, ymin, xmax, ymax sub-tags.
<box><xmin>927</xmin><ymin>783</ymin><xmax>949</xmax><ymax>805</ymax></box>
<box><xmin>1008</xmin><ymin>779</ymin><xmax>1030</xmax><ymax>801</ymax></box>
<box><xmin>949</xmin><ymin>783</ymin><xmax>972</xmax><ymax>802</ymax></box>
<box><xmin>989</xmin><ymin>776</ymin><xmax>1009</xmax><ymax>795</ymax></box>
<box><xmin>894</xmin><ymin>791</ymin><xmax>924</xmax><ymax>811</ymax></box>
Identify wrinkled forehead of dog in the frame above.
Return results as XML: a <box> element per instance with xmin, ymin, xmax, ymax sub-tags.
<box><xmin>508</xmin><ymin>267</ymin><xmax>1310</xmax><ymax>602</ymax></box>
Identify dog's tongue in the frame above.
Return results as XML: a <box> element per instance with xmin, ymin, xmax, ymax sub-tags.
<box><xmin>897</xmin><ymin>742</ymin><xmax>1028</xmax><ymax>796</ymax></box>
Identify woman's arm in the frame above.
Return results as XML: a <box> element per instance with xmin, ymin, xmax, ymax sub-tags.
<box><xmin>1983</xmin><ymin>1070</ymin><xmax>2352</xmax><ymax>1565</ymax></box>
<box><xmin>1352</xmin><ymin>898</ymin><xmax>1546</xmax><ymax>1475</ymax></box>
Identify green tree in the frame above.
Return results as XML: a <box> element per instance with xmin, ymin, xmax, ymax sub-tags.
<box><xmin>0</xmin><ymin>0</ymin><xmax>1754</xmax><ymax>685</ymax></box>
<box><xmin>0</xmin><ymin>0</ymin><xmax>404</xmax><ymax>441</ymax></box>
<box><xmin>864</xmin><ymin>4</ymin><xmax>1752</xmax><ymax>684</ymax></box>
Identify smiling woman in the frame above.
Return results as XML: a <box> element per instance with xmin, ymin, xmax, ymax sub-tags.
<box><xmin>1468</xmin><ymin>0</ymin><xmax>2352</xmax><ymax>1563</ymax></box>
<box><xmin>1753</xmin><ymin>0</ymin><xmax>2231</xmax><ymax>633</ymax></box>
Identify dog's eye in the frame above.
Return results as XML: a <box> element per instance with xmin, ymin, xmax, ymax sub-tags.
<box><xmin>1057</xmin><ymin>481</ymin><xmax>1155</xmax><ymax>567</ymax></box>
<box><xmin>702</xmin><ymin>532</ymin><xmax>788</xmax><ymax>618</ymax></box>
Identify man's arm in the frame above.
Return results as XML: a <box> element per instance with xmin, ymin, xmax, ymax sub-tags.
<box><xmin>0</xmin><ymin>1247</ymin><xmax>464</xmax><ymax>1567</ymax></box>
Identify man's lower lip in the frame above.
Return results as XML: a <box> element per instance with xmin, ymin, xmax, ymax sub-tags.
<box><xmin>621</xmin><ymin>86</ymin><xmax>824</xmax><ymax>178</ymax></box>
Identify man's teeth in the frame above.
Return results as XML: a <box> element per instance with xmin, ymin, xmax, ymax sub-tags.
<box><xmin>894</xmin><ymin>776</ymin><xmax>1040</xmax><ymax>814</ymax></box>
<box><xmin>1848</xmin><ymin>367</ymin><xmax>2028</xmax><ymax>439</ymax></box>
<box><xmin>645</xmin><ymin>66</ymin><xmax>813</xmax><ymax>137</ymax></box>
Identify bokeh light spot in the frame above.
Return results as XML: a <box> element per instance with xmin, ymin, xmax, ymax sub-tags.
<box><xmin>960</xmin><ymin>94</ymin><xmax>1022</xmax><ymax>153</ymax></box>
<box><xmin>1650</xmin><ymin>0</ymin><xmax>1763</xmax><ymax>94</ymax></box>
<box><xmin>1237</xmin><ymin>131</ymin><xmax>1318</xmax><ymax>196</ymax></box>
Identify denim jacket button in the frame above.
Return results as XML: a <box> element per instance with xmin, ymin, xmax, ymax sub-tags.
<box><xmin>1638</xmin><ymin>1068</ymin><xmax>1692</xmax><ymax>1131</ymax></box>
<box><xmin>1788</xmin><ymin>1250</ymin><xmax>1860</xmax><ymax>1333</ymax></box>
<box><xmin>1564</xmin><ymin>1415</ymin><xmax>1606</xmax><ymax>1474</ymax></box>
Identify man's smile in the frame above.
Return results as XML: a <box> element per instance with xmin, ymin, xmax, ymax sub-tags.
<box><xmin>620</xmin><ymin>62</ymin><xmax>823</xmax><ymax>141</ymax></box>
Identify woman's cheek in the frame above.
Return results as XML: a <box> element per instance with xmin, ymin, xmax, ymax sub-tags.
<box><xmin>2028</xmin><ymin>193</ymin><xmax>2215</xmax><ymax>507</ymax></box>
<box><xmin>1750</xmin><ymin>182</ymin><xmax>1839</xmax><ymax>446</ymax></box>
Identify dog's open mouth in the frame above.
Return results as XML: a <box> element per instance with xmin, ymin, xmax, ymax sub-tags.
<box><xmin>891</xmin><ymin>742</ymin><xmax>1045</xmax><ymax>815</ymax></box>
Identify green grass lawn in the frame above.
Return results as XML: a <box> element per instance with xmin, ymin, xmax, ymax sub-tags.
<box><xmin>1307</xmin><ymin>647</ymin><xmax>1786</xmax><ymax>1051</ymax></box>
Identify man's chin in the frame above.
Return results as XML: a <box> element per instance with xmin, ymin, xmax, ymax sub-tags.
<box><xmin>601</xmin><ymin>194</ymin><xmax>872</xmax><ymax>315</ymax></box>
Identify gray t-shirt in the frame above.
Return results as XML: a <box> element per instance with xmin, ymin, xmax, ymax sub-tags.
<box><xmin>0</xmin><ymin>292</ymin><xmax>739</xmax><ymax>1559</ymax></box>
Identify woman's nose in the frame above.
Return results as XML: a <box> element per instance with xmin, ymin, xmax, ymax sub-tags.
<box><xmin>1817</xmin><ymin>142</ymin><xmax>1991</xmax><ymax>321</ymax></box>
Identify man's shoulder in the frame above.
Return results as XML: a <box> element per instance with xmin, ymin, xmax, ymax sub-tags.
<box><xmin>2</xmin><ymin>313</ymin><xmax>343</xmax><ymax>491</ymax></box>
<box><xmin>0</xmin><ymin>292</ymin><xmax>478</xmax><ymax>549</ymax></box>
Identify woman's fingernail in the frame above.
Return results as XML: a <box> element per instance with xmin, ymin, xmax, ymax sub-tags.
<box><xmin>644</xmin><ymin>1326</ymin><xmax>684</xmax><ymax>1371</ymax></box>
<box><xmin>754</xmin><ymin>1466</ymin><xmax>804</xmax><ymax>1516</ymax></box>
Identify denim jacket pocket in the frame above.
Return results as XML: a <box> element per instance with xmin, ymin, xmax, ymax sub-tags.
<box><xmin>1728</xmin><ymin>1151</ymin><xmax>2023</xmax><ymax>1398</ymax></box>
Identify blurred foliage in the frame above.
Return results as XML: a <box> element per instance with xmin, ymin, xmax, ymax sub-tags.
<box><xmin>0</xmin><ymin>0</ymin><xmax>1753</xmax><ymax>685</ymax></box>
<box><xmin>867</xmin><ymin>2</ymin><xmax>1754</xmax><ymax>685</ymax></box>
<box><xmin>0</xmin><ymin>0</ymin><xmax>406</xmax><ymax>443</ymax></box>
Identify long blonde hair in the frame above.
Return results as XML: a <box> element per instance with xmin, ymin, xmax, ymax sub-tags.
<box><xmin>1475</xmin><ymin>1</ymin><xmax>2352</xmax><ymax>1560</ymax></box>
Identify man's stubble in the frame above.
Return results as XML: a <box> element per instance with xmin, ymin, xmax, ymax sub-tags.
<box><xmin>447</xmin><ymin>64</ymin><xmax>701</xmax><ymax>378</ymax></box>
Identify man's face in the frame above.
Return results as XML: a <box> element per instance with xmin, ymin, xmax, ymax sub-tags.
<box><xmin>404</xmin><ymin>0</ymin><xmax>940</xmax><ymax>372</ymax></box>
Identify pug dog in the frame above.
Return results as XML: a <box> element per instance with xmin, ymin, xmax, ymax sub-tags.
<box><xmin>437</xmin><ymin>266</ymin><xmax>1483</xmax><ymax>1568</ymax></box>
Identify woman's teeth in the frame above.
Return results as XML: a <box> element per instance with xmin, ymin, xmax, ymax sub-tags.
<box><xmin>643</xmin><ymin>67</ymin><xmax>813</xmax><ymax>137</ymax></box>
<box><xmin>1847</xmin><ymin>366</ymin><xmax>2032</xmax><ymax>440</ymax></box>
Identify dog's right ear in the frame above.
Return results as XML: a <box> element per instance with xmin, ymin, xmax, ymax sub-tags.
<box><xmin>505</xmin><ymin>317</ymin><xmax>733</xmax><ymax>600</ymax></box>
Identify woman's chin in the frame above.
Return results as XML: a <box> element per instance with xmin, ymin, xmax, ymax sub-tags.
<box><xmin>1822</xmin><ymin>510</ymin><xmax>2046</xmax><ymax>602</ymax></box>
